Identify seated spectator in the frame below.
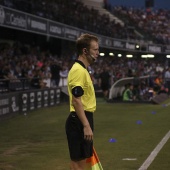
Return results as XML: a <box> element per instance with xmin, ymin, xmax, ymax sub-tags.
<box><xmin>148</xmin><ymin>87</ymin><xmax>155</xmax><ymax>101</ymax></box>
<box><xmin>3</xmin><ymin>64</ymin><xmax>20</xmax><ymax>82</ymax></box>
<box><xmin>30</xmin><ymin>68</ymin><xmax>46</xmax><ymax>89</ymax></box>
<box><xmin>158</xmin><ymin>86</ymin><xmax>169</xmax><ymax>95</ymax></box>
<box><xmin>123</xmin><ymin>83</ymin><xmax>135</xmax><ymax>101</ymax></box>
<box><xmin>154</xmin><ymin>74</ymin><xmax>163</xmax><ymax>92</ymax></box>
<box><xmin>154</xmin><ymin>74</ymin><xmax>163</xmax><ymax>86</ymax></box>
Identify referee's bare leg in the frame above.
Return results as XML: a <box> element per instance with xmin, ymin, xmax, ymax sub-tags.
<box><xmin>70</xmin><ymin>159</ymin><xmax>86</xmax><ymax>170</ymax></box>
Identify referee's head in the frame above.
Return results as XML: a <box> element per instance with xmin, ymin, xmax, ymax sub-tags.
<box><xmin>76</xmin><ymin>33</ymin><xmax>99</xmax><ymax>65</ymax></box>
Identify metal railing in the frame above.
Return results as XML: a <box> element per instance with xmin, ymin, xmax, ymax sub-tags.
<box><xmin>0</xmin><ymin>77</ymin><xmax>68</xmax><ymax>93</ymax></box>
<box><xmin>0</xmin><ymin>78</ymin><xmax>33</xmax><ymax>93</ymax></box>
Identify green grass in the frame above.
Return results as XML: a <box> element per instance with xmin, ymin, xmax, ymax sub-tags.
<box><xmin>0</xmin><ymin>98</ymin><xmax>170</xmax><ymax>170</ymax></box>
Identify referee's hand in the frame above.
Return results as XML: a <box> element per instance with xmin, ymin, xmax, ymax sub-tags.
<box><xmin>84</xmin><ymin>125</ymin><xmax>93</xmax><ymax>142</ymax></box>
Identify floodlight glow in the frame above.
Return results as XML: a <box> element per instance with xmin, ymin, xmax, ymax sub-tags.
<box><xmin>118</xmin><ymin>54</ymin><xmax>122</xmax><ymax>57</ymax></box>
<box><xmin>166</xmin><ymin>55</ymin><xmax>170</xmax><ymax>58</ymax></box>
<box><xmin>147</xmin><ymin>54</ymin><xmax>154</xmax><ymax>58</ymax></box>
<box><xmin>100</xmin><ymin>53</ymin><xmax>105</xmax><ymax>56</ymax></box>
<box><xmin>141</xmin><ymin>55</ymin><xmax>147</xmax><ymax>58</ymax></box>
<box><xmin>136</xmin><ymin>45</ymin><xmax>140</xmax><ymax>48</ymax></box>
<box><xmin>109</xmin><ymin>53</ymin><xmax>114</xmax><ymax>56</ymax></box>
<box><xmin>126</xmin><ymin>54</ymin><xmax>133</xmax><ymax>58</ymax></box>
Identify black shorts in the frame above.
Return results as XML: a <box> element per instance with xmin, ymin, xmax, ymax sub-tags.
<box><xmin>65</xmin><ymin>111</ymin><xmax>94</xmax><ymax>161</ymax></box>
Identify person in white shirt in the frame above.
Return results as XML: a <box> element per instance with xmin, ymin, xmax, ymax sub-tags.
<box><xmin>164</xmin><ymin>67</ymin><xmax>170</xmax><ymax>94</ymax></box>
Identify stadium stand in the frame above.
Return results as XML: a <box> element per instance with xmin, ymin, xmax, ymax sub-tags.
<box><xmin>0</xmin><ymin>0</ymin><xmax>140</xmax><ymax>40</ymax></box>
<box><xmin>0</xmin><ymin>0</ymin><xmax>169</xmax><ymax>104</ymax></box>
<box><xmin>81</xmin><ymin>0</ymin><xmax>124</xmax><ymax>26</ymax></box>
<box><xmin>107</xmin><ymin>5</ymin><xmax>170</xmax><ymax>44</ymax></box>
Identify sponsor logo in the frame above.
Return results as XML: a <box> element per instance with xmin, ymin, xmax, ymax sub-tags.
<box><xmin>30</xmin><ymin>92</ymin><xmax>35</xmax><ymax>110</ymax></box>
<box><xmin>37</xmin><ymin>91</ymin><xmax>42</xmax><ymax>108</ymax></box>
<box><xmin>22</xmin><ymin>93</ymin><xmax>28</xmax><ymax>104</ymax></box>
<box><xmin>11</xmin><ymin>96</ymin><xmax>19</xmax><ymax>112</ymax></box>
<box><xmin>44</xmin><ymin>91</ymin><xmax>48</xmax><ymax>107</ymax></box>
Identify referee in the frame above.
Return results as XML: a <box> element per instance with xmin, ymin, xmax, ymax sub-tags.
<box><xmin>65</xmin><ymin>33</ymin><xmax>99</xmax><ymax>170</ymax></box>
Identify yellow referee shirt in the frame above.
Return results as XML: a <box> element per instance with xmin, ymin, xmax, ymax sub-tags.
<box><xmin>67</xmin><ymin>60</ymin><xmax>96</xmax><ymax>112</ymax></box>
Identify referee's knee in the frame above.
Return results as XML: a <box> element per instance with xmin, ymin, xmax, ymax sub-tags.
<box><xmin>70</xmin><ymin>160</ymin><xmax>86</xmax><ymax>170</ymax></box>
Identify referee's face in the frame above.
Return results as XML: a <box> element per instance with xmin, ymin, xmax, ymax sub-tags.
<box><xmin>89</xmin><ymin>40</ymin><xmax>99</xmax><ymax>61</ymax></box>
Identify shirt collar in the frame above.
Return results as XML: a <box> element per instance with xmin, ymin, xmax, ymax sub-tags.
<box><xmin>75</xmin><ymin>60</ymin><xmax>86</xmax><ymax>69</ymax></box>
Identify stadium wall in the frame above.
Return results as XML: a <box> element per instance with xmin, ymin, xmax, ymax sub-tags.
<box><xmin>0</xmin><ymin>88</ymin><xmax>61</xmax><ymax>119</ymax></box>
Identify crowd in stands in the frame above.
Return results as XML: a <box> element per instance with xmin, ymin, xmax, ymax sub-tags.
<box><xmin>108</xmin><ymin>5</ymin><xmax>170</xmax><ymax>45</ymax></box>
<box><xmin>0</xmin><ymin>40</ymin><xmax>170</xmax><ymax>101</ymax></box>
<box><xmin>0</xmin><ymin>41</ymin><xmax>72</xmax><ymax>92</ymax></box>
<box><xmin>1</xmin><ymin>0</ymin><xmax>170</xmax><ymax>44</ymax></box>
<box><xmin>91</xmin><ymin>54</ymin><xmax>170</xmax><ymax>101</ymax></box>
<box><xmin>0</xmin><ymin>0</ymin><xmax>140</xmax><ymax>40</ymax></box>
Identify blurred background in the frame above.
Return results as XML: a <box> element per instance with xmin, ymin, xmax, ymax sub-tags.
<box><xmin>0</xmin><ymin>0</ymin><xmax>170</xmax><ymax>114</ymax></box>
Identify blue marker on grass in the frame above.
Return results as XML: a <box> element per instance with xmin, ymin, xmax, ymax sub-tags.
<box><xmin>109</xmin><ymin>138</ymin><xmax>116</xmax><ymax>143</ymax></box>
<box><xmin>136</xmin><ymin>120</ymin><xmax>142</xmax><ymax>124</ymax></box>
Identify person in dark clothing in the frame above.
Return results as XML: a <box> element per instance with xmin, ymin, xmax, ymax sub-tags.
<box><xmin>99</xmin><ymin>66</ymin><xmax>111</xmax><ymax>99</ymax></box>
<box><xmin>50</xmin><ymin>60</ymin><xmax>61</xmax><ymax>87</ymax></box>
<box><xmin>133</xmin><ymin>72</ymin><xmax>140</xmax><ymax>100</ymax></box>
<box><xmin>30</xmin><ymin>69</ymin><xmax>41</xmax><ymax>89</ymax></box>
<box><xmin>65</xmin><ymin>33</ymin><xmax>99</xmax><ymax>170</ymax></box>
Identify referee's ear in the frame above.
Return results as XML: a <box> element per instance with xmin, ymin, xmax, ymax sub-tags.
<box><xmin>72</xmin><ymin>86</ymin><xmax>84</xmax><ymax>97</ymax></box>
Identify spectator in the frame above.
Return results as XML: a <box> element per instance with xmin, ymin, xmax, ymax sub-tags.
<box><xmin>123</xmin><ymin>83</ymin><xmax>135</xmax><ymax>101</ymax></box>
<box><xmin>50</xmin><ymin>60</ymin><xmax>61</xmax><ymax>87</ymax></box>
<box><xmin>132</xmin><ymin>72</ymin><xmax>141</xmax><ymax>100</ymax></box>
<box><xmin>41</xmin><ymin>64</ymin><xmax>52</xmax><ymax>88</ymax></box>
<box><xmin>154</xmin><ymin>74</ymin><xmax>163</xmax><ymax>91</ymax></box>
<box><xmin>30</xmin><ymin>67</ymin><xmax>46</xmax><ymax>89</ymax></box>
<box><xmin>99</xmin><ymin>66</ymin><xmax>111</xmax><ymax>100</ymax></box>
<box><xmin>59</xmin><ymin>65</ymin><xmax>68</xmax><ymax>87</ymax></box>
<box><xmin>93</xmin><ymin>68</ymin><xmax>101</xmax><ymax>90</ymax></box>
<box><xmin>164</xmin><ymin>67</ymin><xmax>170</xmax><ymax>94</ymax></box>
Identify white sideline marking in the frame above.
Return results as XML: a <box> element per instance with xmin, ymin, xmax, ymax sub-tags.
<box><xmin>138</xmin><ymin>130</ymin><xmax>170</xmax><ymax>170</ymax></box>
<box><xmin>122</xmin><ymin>158</ymin><xmax>137</xmax><ymax>161</ymax></box>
